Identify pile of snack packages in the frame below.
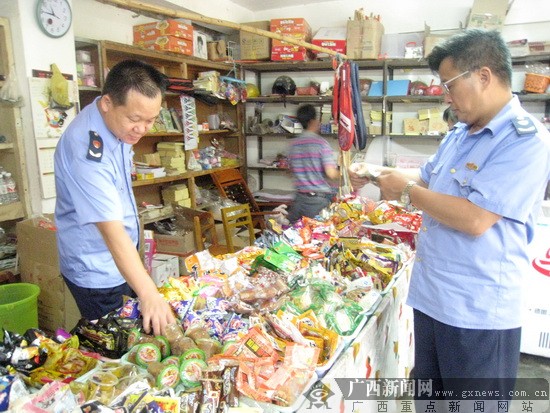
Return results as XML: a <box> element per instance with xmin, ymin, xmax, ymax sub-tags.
<box><xmin>0</xmin><ymin>196</ymin><xmax>420</xmax><ymax>412</ymax></box>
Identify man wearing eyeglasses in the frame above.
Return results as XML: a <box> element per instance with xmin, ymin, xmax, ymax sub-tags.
<box><xmin>350</xmin><ymin>29</ymin><xmax>550</xmax><ymax>406</ymax></box>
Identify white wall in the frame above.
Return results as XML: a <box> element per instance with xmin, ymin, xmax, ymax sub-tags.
<box><xmin>2</xmin><ymin>0</ymin><xmax>549</xmax><ymax>214</ymax></box>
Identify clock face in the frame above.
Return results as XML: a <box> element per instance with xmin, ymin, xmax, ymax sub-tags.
<box><xmin>36</xmin><ymin>0</ymin><xmax>72</xmax><ymax>38</ymax></box>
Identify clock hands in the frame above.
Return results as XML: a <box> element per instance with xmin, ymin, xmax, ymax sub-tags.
<box><xmin>41</xmin><ymin>7</ymin><xmax>58</xmax><ymax>19</ymax></box>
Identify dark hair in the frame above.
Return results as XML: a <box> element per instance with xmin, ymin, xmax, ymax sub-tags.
<box><xmin>427</xmin><ymin>29</ymin><xmax>512</xmax><ymax>87</ymax></box>
<box><xmin>296</xmin><ymin>104</ymin><xmax>317</xmax><ymax>129</ymax></box>
<box><xmin>102</xmin><ymin>60</ymin><xmax>169</xmax><ymax>106</ymax></box>
<box><xmin>443</xmin><ymin>107</ymin><xmax>458</xmax><ymax>124</ymax></box>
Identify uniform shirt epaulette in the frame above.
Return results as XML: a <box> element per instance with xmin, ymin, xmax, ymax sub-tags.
<box><xmin>512</xmin><ymin>116</ymin><xmax>537</xmax><ymax>136</ymax></box>
<box><xmin>86</xmin><ymin>131</ymin><xmax>103</xmax><ymax>162</ymax></box>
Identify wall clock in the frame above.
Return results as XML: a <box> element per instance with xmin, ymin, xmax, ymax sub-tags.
<box><xmin>36</xmin><ymin>0</ymin><xmax>72</xmax><ymax>38</ymax></box>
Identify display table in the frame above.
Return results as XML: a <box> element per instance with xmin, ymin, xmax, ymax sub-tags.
<box><xmin>294</xmin><ymin>260</ymin><xmax>415</xmax><ymax>412</ymax></box>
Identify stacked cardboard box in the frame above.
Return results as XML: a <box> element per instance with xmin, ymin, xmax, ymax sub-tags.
<box><xmin>240</xmin><ymin>21</ymin><xmax>271</xmax><ymax>60</ymax></box>
<box><xmin>346</xmin><ymin>16</ymin><xmax>384</xmax><ymax>60</ymax></box>
<box><xmin>162</xmin><ymin>183</ymin><xmax>191</xmax><ymax>208</ymax></box>
<box><xmin>157</xmin><ymin>142</ymin><xmax>186</xmax><ymax>174</ymax></box>
<box><xmin>133</xmin><ymin>19</ymin><xmax>193</xmax><ymax>56</ymax></box>
<box><xmin>270</xmin><ymin>18</ymin><xmax>312</xmax><ymax>61</ymax></box>
<box><xmin>16</xmin><ymin>216</ymin><xmax>81</xmax><ymax>332</ymax></box>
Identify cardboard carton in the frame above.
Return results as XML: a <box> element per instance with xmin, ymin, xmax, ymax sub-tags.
<box><xmin>137</xmin><ymin>36</ymin><xmax>193</xmax><ymax>56</ymax></box>
<box><xmin>346</xmin><ymin>18</ymin><xmax>384</xmax><ymax>60</ymax></box>
<box><xmin>270</xmin><ymin>18</ymin><xmax>312</xmax><ymax>35</ymax></box>
<box><xmin>154</xmin><ymin>232</ymin><xmax>196</xmax><ymax>275</ymax></box>
<box><xmin>240</xmin><ymin>21</ymin><xmax>271</xmax><ymax>61</ymax></box>
<box><xmin>467</xmin><ymin>0</ymin><xmax>509</xmax><ymax>31</ymax></box>
<box><xmin>16</xmin><ymin>216</ymin><xmax>81</xmax><ymax>332</ymax></box>
<box><xmin>150</xmin><ymin>253</ymin><xmax>179</xmax><ymax>286</ymax></box>
<box><xmin>312</xmin><ymin>27</ymin><xmax>347</xmax><ymax>58</ymax></box>
<box><xmin>423</xmin><ymin>24</ymin><xmax>463</xmax><ymax>58</ymax></box>
<box><xmin>133</xmin><ymin>19</ymin><xmax>193</xmax><ymax>42</ymax></box>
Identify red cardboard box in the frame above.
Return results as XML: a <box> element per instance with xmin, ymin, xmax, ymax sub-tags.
<box><xmin>272</xmin><ymin>32</ymin><xmax>310</xmax><ymax>49</ymax></box>
<box><xmin>272</xmin><ymin>44</ymin><xmax>308</xmax><ymax>54</ymax></box>
<box><xmin>270</xmin><ymin>18</ymin><xmax>311</xmax><ymax>35</ymax></box>
<box><xmin>133</xmin><ymin>19</ymin><xmax>193</xmax><ymax>42</ymax></box>
<box><xmin>271</xmin><ymin>50</ymin><xmax>311</xmax><ymax>61</ymax></box>
<box><xmin>137</xmin><ymin>36</ymin><xmax>193</xmax><ymax>56</ymax></box>
<box><xmin>312</xmin><ymin>27</ymin><xmax>347</xmax><ymax>56</ymax></box>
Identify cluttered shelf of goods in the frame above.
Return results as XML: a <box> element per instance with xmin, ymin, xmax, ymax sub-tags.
<box><xmin>0</xmin><ymin>194</ymin><xmax>420</xmax><ymax>412</ymax></box>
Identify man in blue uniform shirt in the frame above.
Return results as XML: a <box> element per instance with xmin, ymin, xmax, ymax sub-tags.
<box><xmin>54</xmin><ymin>60</ymin><xmax>175</xmax><ymax>335</ymax></box>
<box><xmin>350</xmin><ymin>29</ymin><xmax>550</xmax><ymax>400</ymax></box>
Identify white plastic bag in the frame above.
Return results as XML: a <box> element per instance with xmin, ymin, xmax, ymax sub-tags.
<box><xmin>0</xmin><ymin>66</ymin><xmax>21</xmax><ymax>103</ymax></box>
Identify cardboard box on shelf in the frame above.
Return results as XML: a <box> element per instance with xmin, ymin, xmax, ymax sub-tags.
<box><xmin>270</xmin><ymin>18</ymin><xmax>311</xmax><ymax>35</ymax></box>
<box><xmin>312</xmin><ymin>27</ymin><xmax>347</xmax><ymax>57</ymax></box>
<box><xmin>154</xmin><ymin>232</ymin><xmax>196</xmax><ymax>275</ymax></box>
<box><xmin>466</xmin><ymin>0</ymin><xmax>509</xmax><ymax>31</ymax></box>
<box><xmin>423</xmin><ymin>24</ymin><xmax>463</xmax><ymax>57</ymax></box>
<box><xmin>271</xmin><ymin>50</ymin><xmax>311</xmax><ymax>61</ymax></box>
<box><xmin>529</xmin><ymin>41</ymin><xmax>550</xmax><ymax>56</ymax></box>
<box><xmin>133</xmin><ymin>19</ymin><xmax>193</xmax><ymax>43</ymax></box>
<box><xmin>272</xmin><ymin>31</ymin><xmax>311</xmax><ymax>49</ymax></box>
<box><xmin>16</xmin><ymin>216</ymin><xmax>81</xmax><ymax>332</ymax></box>
<box><xmin>138</xmin><ymin>36</ymin><xmax>193</xmax><ymax>56</ymax></box>
<box><xmin>346</xmin><ymin>18</ymin><xmax>384</xmax><ymax>59</ymax></box>
<box><xmin>240</xmin><ymin>21</ymin><xmax>271</xmax><ymax>61</ymax></box>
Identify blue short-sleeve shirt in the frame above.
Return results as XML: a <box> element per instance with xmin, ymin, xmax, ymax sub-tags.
<box><xmin>54</xmin><ymin>97</ymin><xmax>139</xmax><ymax>288</ymax></box>
<box><xmin>407</xmin><ymin>96</ymin><xmax>550</xmax><ymax>329</ymax></box>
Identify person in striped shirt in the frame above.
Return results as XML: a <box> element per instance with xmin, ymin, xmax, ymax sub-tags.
<box><xmin>287</xmin><ymin>104</ymin><xmax>339</xmax><ymax>223</ymax></box>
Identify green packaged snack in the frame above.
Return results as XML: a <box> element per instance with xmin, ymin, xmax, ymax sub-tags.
<box><xmin>127</xmin><ymin>328</ymin><xmax>141</xmax><ymax>349</ymax></box>
<box><xmin>179</xmin><ymin>359</ymin><xmax>207</xmax><ymax>389</ymax></box>
<box><xmin>155</xmin><ymin>335</ymin><xmax>171</xmax><ymax>358</ymax></box>
<box><xmin>134</xmin><ymin>343</ymin><xmax>162</xmax><ymax>368</ymax></box>
<box><xmin>162</xmin><ymin>356</ymin><xmax>180</xmax><ymax>367</ymax></box>
<box><xmin>180</xmin><ymin>348</ymin><xmax>206</xmax><ymax>361</ymax></box>
<box><xmin>147</xmin><ymin>361</ymin><xmax>180</xmax><ymax>388</ymax></box>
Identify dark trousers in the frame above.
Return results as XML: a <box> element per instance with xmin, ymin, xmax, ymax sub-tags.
<box><xmin>412</xmin><ymin>309</ymin><xmax>521</xmax><ymax>412</ymax></box>
<box><xmin>63</xmin><ymin>275</ymin><xmax>135</xmax><ymax>321</ymax></box>
<box><xmin>287</xmin><ymin>191</ymin><xmax>332</xmax><ymax>223</ymax></box>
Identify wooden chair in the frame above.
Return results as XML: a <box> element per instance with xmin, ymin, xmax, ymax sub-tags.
<box><xmin>174</xmin><ymin>206</ymin><xmax>229</xmax><ymax>256</ymax></box>
<box><xmin>220</xmin><ymin>204</ymin><xmax>256</xmax><ymax>254</ymax></box>
<box><xmin>211</xmin><ymin>168</ymin><xmax>274</xmax><ymax>230</ymax></box>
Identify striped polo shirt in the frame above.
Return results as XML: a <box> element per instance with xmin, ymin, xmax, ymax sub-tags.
<box><xmin>288</xmin><ymin>130</ymin><xmax>337</xmax><ymax>193</ymax></box>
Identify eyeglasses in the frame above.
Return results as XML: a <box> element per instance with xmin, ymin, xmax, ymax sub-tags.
<box><xmin>442</xmin><ymin>70</ymin><xmax>470</xmax><ymax>94</ymax></box>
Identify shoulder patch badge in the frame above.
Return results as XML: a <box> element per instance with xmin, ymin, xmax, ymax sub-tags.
<box><xmin>86</xmin><ymin>131</ymin><xmax>103</xmax><ymax>162</ymax></box>
<box><xmin>512</xmin><ymin>116</ymin><xmax>536</xmax><ymax>136</ymax></box>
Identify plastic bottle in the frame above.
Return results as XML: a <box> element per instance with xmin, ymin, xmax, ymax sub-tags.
<box><xmin>0</xmin><ymin>174</ymin><xmax>6</xmax><ymax>205</ymax></box>
<box><xmin>4</xmin><ymin>172</ymin><xmax>18</xmax><ymax>203</ymax></box>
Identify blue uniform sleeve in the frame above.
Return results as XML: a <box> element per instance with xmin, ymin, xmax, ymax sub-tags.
<box><xmin>61</xmin><ymin>144</ymin><xmax>125</xmax><ymax>226</ymax></box>
<box><xmin>468</xmin><ymin>132</ymin><xmax>550</xmax><ymax>224</ymax></box>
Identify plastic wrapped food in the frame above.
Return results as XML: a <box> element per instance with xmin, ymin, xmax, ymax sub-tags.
<box><xmin>179</xmin><ymin>359</ymin><xmax>207</xmax><ymax>389</ymax></box>
<box><xmin>134</xmin><ymin>343</ymin><xmax>162</xmax><ymax>368</ymax></box>
<box><xmin>147</xmin><ymin>361</ymin><xmax>180</xmax><ymax>388</ymax></box>
<box><xmin>170</xmin><ymin>336</ymin><xmax>197</xmax><ymax>356</ymax></box>
<box><xmin>195</xmin><ymin>338</ymin><xmax>222</xmax><ymax>360</ymax></box>
<box><xmin>180</xmin><ymin>348</ymin><xmax>206</xmax><ymax>361</ymax></box>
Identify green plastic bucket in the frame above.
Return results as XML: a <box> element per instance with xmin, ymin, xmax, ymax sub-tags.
<box><xmin>0</xmin><ymin>283</ymin><xmax>40</xmax><ymax>340</ymax></box>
